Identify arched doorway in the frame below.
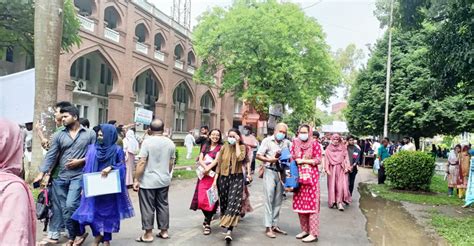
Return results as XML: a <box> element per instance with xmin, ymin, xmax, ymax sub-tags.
<box><xmin>200</xmin><ymin>91</ymin><xmax>215</xmax><ymax>128</ymax></box>
<box><xmin>133</xmin><ymin>69</ymin><xmax>160</xmax><ymax>116</ymax></box>
<box><xmin>70</xmin><ymin>51</ymin><xmax>115</xmax><ymax>126</ymax></box>
<box><xmin>173</xmin><ymin>82</ymin><xmax>191</xmax><ymax>132</ymax></box>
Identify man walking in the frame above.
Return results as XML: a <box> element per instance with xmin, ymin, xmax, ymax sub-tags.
<box><xmin>34</xmin><ymin>106</ymin><xmax>96</xmax><ymax>246</ymax></box>
<box><xmin>257</xmin><ymin>123</ymin><xmax>291</xmax><ymax>238</ymax></box>
<box><xmin>184</xmin><ymin>130</ymin><xmax>195</xmax><ymax>159</ymax></box>
<box><xmin>347</xmin><ymin>136</ymin><xmax>361</xmax><ymax>195</ymax></box>
<box><xmin>134</xmin><ymin>119</ymin><xmax>176</xmax><ymax>243</ymax></box>
<box><xmin>377</xmin><ymin>137</ymin><xmax>391</xmax><ymax>184</ymax></box>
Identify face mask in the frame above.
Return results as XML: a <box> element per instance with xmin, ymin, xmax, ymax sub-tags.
<box><xmin>228</xmin><ymin>137</ymin><xmax>236</xmax><ymax>145</ymax></box>
<box><xmin>97</xmin><ymin>136</ymin><xmax>104</xmax><ymax>145</ymax></box>
<box><xmin>275</xmin><ymin>132</ymin><xmax>285</xmax><ymax>141</ymax></box>
<box><xmin>298</xmin><ymin>133</ymin><xmax>309</xmax><ymax>141</ymax></box>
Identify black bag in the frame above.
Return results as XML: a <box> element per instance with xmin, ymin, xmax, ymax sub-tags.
<box><xmin>36</xmin><ymin>188</ymin><xmax>51</xmax><ymax>220</ymax></box>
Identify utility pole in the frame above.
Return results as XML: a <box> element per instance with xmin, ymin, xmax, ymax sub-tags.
<box><xmin>29</xmin><ymin>0</ymin><xmax>64</xmax><ymax>182</ymax></box>
<box><xmin>383</xmin><ymin>0</ymin><xmax>394</xmax><ymax>138</ymax></box>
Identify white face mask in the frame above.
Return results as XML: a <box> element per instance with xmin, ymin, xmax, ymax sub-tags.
<box><xmin>298</xmin><ymin>133</ymin><xmax>309</xmax><ymax>141</ymax></box>
<box><xmin>227</xmin><ymin>137</ymin><xmax>236</xmax><ymax>145</ymax></box>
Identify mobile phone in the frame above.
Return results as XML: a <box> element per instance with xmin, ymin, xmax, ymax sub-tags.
<box><xmin>33</xmin><ymin>181</ymin><xmax>40</xmax><ymax>189</ymax></box>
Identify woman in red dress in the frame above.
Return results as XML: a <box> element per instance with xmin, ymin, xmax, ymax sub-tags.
<box><xmin>189</xmin><ymin>129</ymin><xmax>223</xmax><ymax>235</ymax></box>
<box><xmin>290</xmin><ymin>124</ymin><xmax>322</xmax><ymax>243</ymax></box>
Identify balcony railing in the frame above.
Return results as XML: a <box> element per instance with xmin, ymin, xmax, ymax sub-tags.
<box><xmin>104</xmin><ymin>27</ymin><xmax>120</xmax><ymax>43</ymax></box>
<box><xmin>154</xmin><ymin>50</ymin><xmax>165</xmax><ymax>62</ymax></box>
<box><xmin>132</xmin><ymin>0</ymin><xmax>191</xmax><ymax>37</ymax></box>
<box><xmin>174</xmin><ymin>60</ymin><xmax>184</xmax><ymax>70</ymax></box>
<box><xmin>77</xmin><ymin>15</ymin><xmax>94</xmax><ymax>32</ymax></box>
<box><xmin>187</xmin><ymin>65</ymin><xmax>195</xmax><ymax>75</ymax></box>
<box><xmin>135</xmin><ymin>42</ymin><xmax>149</xmax><ymax>54</ymax></box>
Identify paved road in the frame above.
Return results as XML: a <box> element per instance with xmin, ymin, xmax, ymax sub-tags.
<box><xmin>37</xmin><ymin>168</ymin><xmax>374</xmax><ymax>245</ymax></box>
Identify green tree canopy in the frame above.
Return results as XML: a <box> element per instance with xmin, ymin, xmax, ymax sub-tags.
<box><xmin>0</xmin><ymin>0</ymin><xmax>80</xmax><ymax>56</ymax></box>
<box><xmin>347</xmin><ymin>0</ymin><xmax>473</xmax><ymax>140</ymax></box>
<box><xmin>192</xmin><ymin>0</ymin><xmax>340</xmax><ymax>118</ymax></box>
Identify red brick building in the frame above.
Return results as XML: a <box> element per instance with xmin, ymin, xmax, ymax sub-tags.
<box><xmin>55</xmin><ymin>0</ymin><xmax>235</xmax><ymax>136</ymax></box>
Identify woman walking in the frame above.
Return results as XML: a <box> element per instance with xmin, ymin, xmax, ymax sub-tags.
<box><xmin>458</xmin><ymin>145</ymin><xmax>471</xmax><ymax>199</ymax></box>
<box><xmin>446</xmin><ymin>144</ymin><xmax>461</xmax><ymax>197</ymax></box>
<box><xmin>291</xmin><ymin>124</ymin><xmax>322</xmax><ymax>243</ymax></box>
<box><xmin>124</xmin><ymin>129</ymin><xmax>139</xmax><ymax>187</ymax></box>
<box><xmin>72</xmin><ymin>124</ymin><xmax>135</xmax><ymax>246</ymax></box>
<box><xmin>0</xmin><ymin>119</ymin><xmax>36</xmax><ymax>246</ymax></box>
<box><xmin>324</xmin><ymin>134</ymin><xmax>352</xmax><ymax>211</ymax></box>
<box><xmin>189</xmin><ymin>129</ymin><xmax>223</xmax><ymax>235</ymax></box>
<box><xmin>213</xmin><ymin>128</ymin><xmax>247</xmax><ymax>242</ymax></box>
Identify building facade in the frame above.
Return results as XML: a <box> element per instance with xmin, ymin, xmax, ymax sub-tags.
<box><xmin>54</xmin><ymin>0</ymin><xmax>235</xmax><ymax>136</ymax></box>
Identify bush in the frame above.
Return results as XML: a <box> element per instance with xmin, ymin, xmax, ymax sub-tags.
<box><xmin>384</xmin><ymin>151</ymin><xmax>436</xmax><ymax>191</ymax></box>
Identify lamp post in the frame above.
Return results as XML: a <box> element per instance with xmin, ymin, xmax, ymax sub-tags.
<box><xmin>383</xmin><ymin>0</ymin><xmax>394</xmax><ymax>138</ymax></box>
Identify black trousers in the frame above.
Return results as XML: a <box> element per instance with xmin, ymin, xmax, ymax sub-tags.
<box><xmin>378</xmin><ymin>165</ymin><xmax>386</xmax><ymax>184</ymax></box>
<box><xmin>348</xmin><ymin>166</ymin><xmax>358</xmax><ymax>195</ymax></box>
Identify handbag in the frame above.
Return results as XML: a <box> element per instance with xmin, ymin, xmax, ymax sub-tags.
<box><xmin>36</xmin><ymin>188</ymin><xmax>51</xmax><ymax>220</ymax></box>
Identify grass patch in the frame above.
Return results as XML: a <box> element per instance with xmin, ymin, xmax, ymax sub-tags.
<box><xmin>431</xmin><ymin>213</ymin><xmax>474</xmax><ymax>246</ymax></box>
<box><xmin>176</xmin><ymin>146</ymin><xmax>200</xmax><ymax>167</ymax></box>
<box><xmin>172</xmin><ymin>170</ymin><xmax>196</xmax><ymax>180</ymax></box>
<box><xmin>368</xmin><ymin>175</ymin><xmax>463</xmax><ymax>206</ymax></box>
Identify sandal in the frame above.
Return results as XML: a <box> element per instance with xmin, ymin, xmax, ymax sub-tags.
<box><xmin>296</xmin><ymin>232</ymin><xmax>309</xmax><ymax>239</ymax></box>
<box><xmin>203</xmin><ymin>225</ymin><xmax>211</xmax><ymax>235</ymax></box>
<box><xmin>157</xmin><ymin>232</ymin><xmax>169</xmax><ymax>239</ymax></box>
<box><xmin>135</xmin><ymin>236</ymin><xmax>153</xmax><ymax>243</ymax></box>
<box><xmin>73</xmin><ymin>232</ymin><xmax>89</xmax><ymax>246</ymax></box>
<box><xmin>272</xmin><ymin>226</ymin><xmax>288</xmax><ymax>235</ymax></box>
<box><xmin>38</xmin><ymin>238</ymin><xmax>59</xmax><ymax>245</ymax></box>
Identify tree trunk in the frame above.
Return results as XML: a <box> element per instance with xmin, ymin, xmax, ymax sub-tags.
<box><xmin>27</xmin><ymin>0</ymin><xmax>64</xmax><ymax>182</ymax></box>
<box><xmin>414</xmin><ymin>136</ymin><xmax>420</xmax><ymax>151</ymax></box>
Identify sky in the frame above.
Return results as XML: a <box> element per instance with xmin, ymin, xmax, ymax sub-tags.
<box><xmin>148</xmin><ymin>0</ymin><xmax>384</xmax><ymax>110</ymax></box>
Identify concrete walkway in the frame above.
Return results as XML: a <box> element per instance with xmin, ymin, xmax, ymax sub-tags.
<box><xmin>37</xmin><ymin>168</ymin><xmax>375</xmax><ymax>245</ymax></box>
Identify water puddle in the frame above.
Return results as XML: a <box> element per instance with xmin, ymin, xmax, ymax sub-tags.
<box><xmin>359</xmin><ymin>183</ymin><xmax>445</xmax><ymax>246</ymax></box>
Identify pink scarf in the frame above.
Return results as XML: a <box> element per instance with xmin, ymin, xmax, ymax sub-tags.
<box><xmin>0</xmin><ymin>119</ymin><xmax>36</xmax><ymax>244</ymax></box>
<box><xmin>292</xmin><ymin>126</ymin><xmax>315</xmax><ymax>159</ymax></box>
<box><xmin>325</xmin><ymin>134</ymin><xmax>348</xmax><ymax>166</ymax></box>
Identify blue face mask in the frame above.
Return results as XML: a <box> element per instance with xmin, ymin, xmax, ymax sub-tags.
<box><xmin>228</xmin><ymin>137</ymin><xmax>236</xmax><ymax>145</ymax></box>
<box><xmin>298</xmin><ymin>133</ymin><xmax>309</xmax><ymax>141</ymax></box>
<box><xmin>275</xmin><ymin>132</ymin><xmax>285</xmax><ymax>141</ymax></box>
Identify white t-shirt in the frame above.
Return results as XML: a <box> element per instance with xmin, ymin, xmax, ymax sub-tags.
<box><xmin>401</xmin><ymin>143</ymin><xmax>416</xmax><ymax>151</ymax></box>
<box><xmin>138</xmin><ymin>135</ymin><xmax>176</xmax><ymax>189</ymax></box>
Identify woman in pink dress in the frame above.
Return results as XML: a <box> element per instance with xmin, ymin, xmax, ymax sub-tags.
<box><xmin>0</xmin><ymin>119</ymin><xmax>36</xmax><ymax>246</ymax></box>
<box><xmin>324</xmin><ymin>134</ymin><xmax>352</xmax><ymax>211</ymax></box>
<box><xmin>291</xmin><ymin>124</ymin><xmax>322</xmax><ymax>243</ymax></box>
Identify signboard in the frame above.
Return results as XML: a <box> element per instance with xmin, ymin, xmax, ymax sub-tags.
<box><xmin>134</xmin><ymin>107</ymin><xmax>153</xmax><ymax>125</ymax></box>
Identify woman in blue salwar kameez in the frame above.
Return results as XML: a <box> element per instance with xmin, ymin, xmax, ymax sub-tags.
<box><xmin>72</xmin><ymin>124</ymin><xmax>134</xmax><ymax>245</ymax></box>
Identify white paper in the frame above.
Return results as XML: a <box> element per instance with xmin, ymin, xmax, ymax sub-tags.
<box><xmin>83</xmin><ymin>170</ymin><xmax>121</xmax><ymax>197</ymax></box>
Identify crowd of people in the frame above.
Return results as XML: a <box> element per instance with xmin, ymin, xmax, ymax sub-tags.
<box><xmin>1</xmin><ymin>100</ymin><xmax>473</xmax><ymax>245</ymax></box>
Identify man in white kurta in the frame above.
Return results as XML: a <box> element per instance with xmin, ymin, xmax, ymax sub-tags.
<box><xmin>184</xmin><ymin>131</ymin><xmax>195</xmax><ymax>159</ymax></box>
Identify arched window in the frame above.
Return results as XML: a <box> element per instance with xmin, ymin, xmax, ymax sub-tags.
<box><xmin>173</xmin><ymin>83</ymin><xmax>190</xmax><ymax>132</ymax></box>
<box><xmin>104</xmin><ymin>6</ymin><xmax>121</xmax><ymax>29</ymax></box>
<box><xmin>154</xmin><ymin>33</ymin><xmax>165</xmax><ymax>51</ymax></box>
<box><xmin>135</xmin><ymin>23</ymin><xmax>148</xmax><ymax>43</ymax></box>
<box><xmin>187</xmin><ymin>51</ymin><xmax>196</xmax><ymax>67</ymax></box>
<box><xmin>74</xmin><ymin>0</ymin><xmax>95</xmax><ymax>17</ymax></box>
<box><xmin>133</xmin><ymin>70</ymin><xmax>159</xmax><ymax>113</ymax></box>
<box><xmin>174</xmin><ymin>44</ymin><xmax>184</xmax><ymax>60</ymax></box>
<box><xmin>200</xmin><ymin>92</ymin><xmax>215</xmax><ymax>128</ymax></box>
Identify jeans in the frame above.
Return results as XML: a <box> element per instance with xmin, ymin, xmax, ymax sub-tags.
<box><xmin>51</xmin><ymin>177</ymin><xmax>82</xmax><ymax>240</ymax></box>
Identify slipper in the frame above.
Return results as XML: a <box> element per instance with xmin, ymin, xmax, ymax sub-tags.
<box><xmin>157</xmin><ymin>233</ymin><xmax>170</xmax><ymax>239</ymax></box>
<box><xmin>73</xmin><ymin>232</ymin><xmax>89</xmax><ymax>246</ymax></box>
<box><xmin>135</xmin><ymin>236</ymin><xmax>154</xmax><ymax>243</ymax></box>
<box><xmin>272</xmin><ymin>227</ymin><xmax>288</xmax><ymax>235</ymax></box>
<box><xmin>38</xmin><ymin>238</ymin><xmax>59</xmax><ymax>245</ymax></box>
